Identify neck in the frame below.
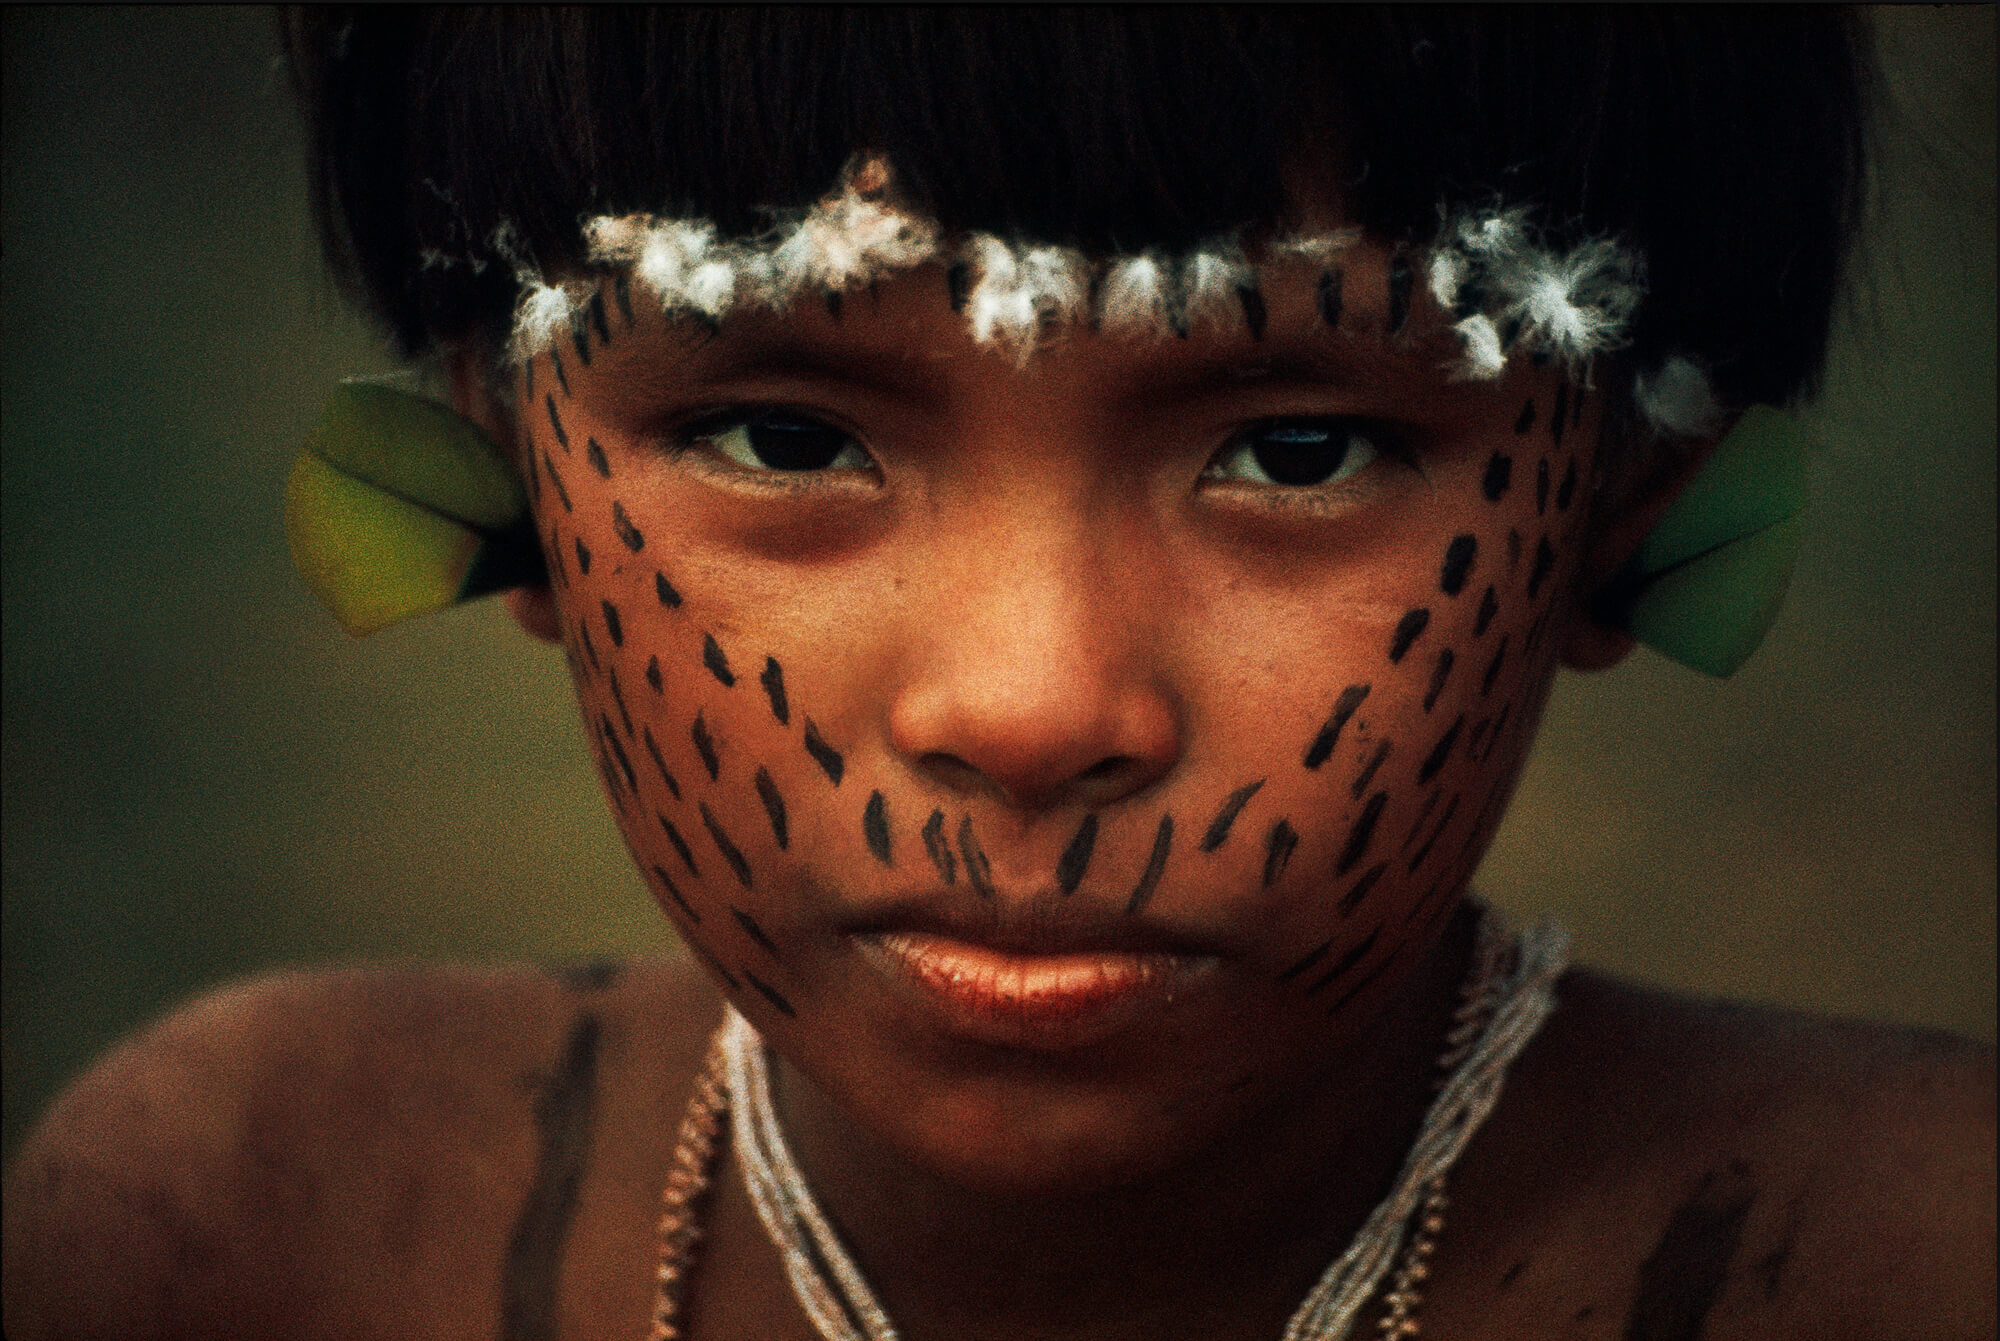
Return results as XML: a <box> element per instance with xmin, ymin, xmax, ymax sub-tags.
<box><xmin>772</xmin><ymin>902</ymin><xmax>1481</xmax><ymax>1341</ymax></box>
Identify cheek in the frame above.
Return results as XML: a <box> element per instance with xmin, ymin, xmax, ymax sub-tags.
<box><xmin>1235</xmin><ymin>382</ymin><xmax>1598</xmax><ymax>1012</ymax></box>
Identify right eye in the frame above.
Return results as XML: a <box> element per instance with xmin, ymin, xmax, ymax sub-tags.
<box><xmin>682</xmin><ymin>409</ymin><xmax>873</xmax><ymax>474</ymax></box>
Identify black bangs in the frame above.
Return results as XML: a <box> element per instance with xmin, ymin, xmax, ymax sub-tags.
<box><xmin>287</xmin><ymin>6</ymin><xmax>1870</xmax><ymax>408</ymax></box>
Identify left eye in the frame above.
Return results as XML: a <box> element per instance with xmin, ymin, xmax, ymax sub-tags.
<box><xmin>685</xmin><ymin>410</ymin><xmax>873</xmax><ymax>473</ymax></box>
<box><xmin>1204</xmin><ymin>419</ymin><xmax>1389</xmax><ymax>487</ymax></box>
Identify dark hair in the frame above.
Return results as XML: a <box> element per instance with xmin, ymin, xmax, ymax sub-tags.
<box><xmin>285</xmin><ymin>7</ymin><xmax>1870</xmax><ymax>409</ymax></box>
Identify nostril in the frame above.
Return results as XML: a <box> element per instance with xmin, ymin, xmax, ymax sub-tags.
<box><xmin>1079</xmin><ymin>757</ymin><xmax>1130</xmax><ymax>781</ymax></box>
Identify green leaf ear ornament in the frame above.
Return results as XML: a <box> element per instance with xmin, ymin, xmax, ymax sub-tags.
<box><xmin>285</xmin><ymin>382</ymin><xmax>546</xmax><ymax>636</ymax></box>
<box><xmin>1590</xmin><ymin>404</ymin><xmax>1812</xmax><ymax>677</ymax></box>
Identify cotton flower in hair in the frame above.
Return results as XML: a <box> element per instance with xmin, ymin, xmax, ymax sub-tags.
<box><xmin>1099</xmin><ymin>253</ymin><xmax>1174</xmax><ymax>337</ymax></box>
<box><xmin>962</xmin><ymin>235</ymin><xmax>1089</xmax><ymax>360</ymax></box>
<box><xmin>1180</xmin><ymin>245</ymin><xmax>1256</xmax><ymax>335</ymax></box>
<box><xmin>1634</xmin><ymin>355</ymin><xmax>1725</xmax><ymax>439</ymax></box>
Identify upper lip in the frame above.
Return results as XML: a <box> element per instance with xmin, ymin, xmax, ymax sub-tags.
<box><xmin>839</xmin><ymin>888</ymin><xmax>1217</xmax><ymax>958</ymax></box>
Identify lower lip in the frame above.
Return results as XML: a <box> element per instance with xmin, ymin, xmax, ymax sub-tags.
<box><xmin>853</xmin><ymin>931</ymin><xmax>1217</xmax><ymax>1050</ymax></box>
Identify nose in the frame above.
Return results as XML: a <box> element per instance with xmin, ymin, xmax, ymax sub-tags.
<box><xmin>887</xmin><ymin>509</ymin><xmax>1182</xmax><ymax>813</ymax></box>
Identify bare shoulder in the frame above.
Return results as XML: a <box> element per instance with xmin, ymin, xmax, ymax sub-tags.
<box><xmin>1458</xmin><ymin>967</ymin><xmax>1995</xmax><ymax>1339</ymax></box>
<box><xmin>3</xmin><ymin>954</ymin><xmax>722</xmax><ymax>1340</ymax></box>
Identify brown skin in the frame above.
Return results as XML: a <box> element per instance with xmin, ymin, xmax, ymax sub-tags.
<box><xmin>7</xmin><ymin>247</ymin><xmax>1993</xmax><ymax>1339</ymax></box>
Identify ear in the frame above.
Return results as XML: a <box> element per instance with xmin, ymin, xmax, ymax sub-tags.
<box><xmin>1559</xmin><ymin>421</ymin><xmax>1736</xmax><ymax>673</ymax></box>
<box><xmin>443</xmin><ymin>352</ymin><xmax>564</xmax><ymax>646</ymax></box>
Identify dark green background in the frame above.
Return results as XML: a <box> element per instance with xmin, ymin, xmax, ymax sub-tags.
<box><xmin>5</xmin><ymin>8</ymin><xmax>1994</xmax><ymax>1163</ymax></box>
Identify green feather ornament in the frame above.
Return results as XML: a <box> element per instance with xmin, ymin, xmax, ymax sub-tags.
<box><xmin>1592</xmin><ymin>404</ymin><xmax>1811</xmax><ymax>677</ymax></box>
<box><xmin>284</xmin><ymin>382</ymin><xmax>545</xmax><ymax>636</ymax></box>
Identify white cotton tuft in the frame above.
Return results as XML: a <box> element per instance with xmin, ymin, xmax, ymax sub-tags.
<box><xmin>962</xmin><ymin>237</ymin><xmax>1088</xmax><ymax>361</ymax></box>
<box><xmin>1098</xmin><ymin>254</ymin><xmax>1174</xmax><ymax>337</ymax></box>
<box><xmin>1449</xmin><ymin>314</ymin><xmax>1509</xmax><ymax>381</ymax></box>
<box><xmin>508</xmin><ymin>278</ymin><xmax>586</xmax><ymax>364</ymax></box>
<box><xmin>1267</xmin><ymin>229</ymin><xmax>1363</xmax><ymax>266</ymax></box>
<box><xmin>1181</xmin><ymin>246</ymin><xmax>1255</xmax><ymax>334</ymax></box>
<box><xmin>1428</xmin><ymin>249</ymin><xmax>1467</xmax><ymax>311</ymax></box>
<box><xmin>769</xmin><ymin>182</ymin><xmax>940</xmax><ymax>298</ymax></box>
<box><xmin>1633</xmin><ymin>356</ymin><xmax>1725</xmax><ymax>439</ymax></box>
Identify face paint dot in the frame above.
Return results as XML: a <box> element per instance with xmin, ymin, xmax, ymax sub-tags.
<box><xmin>921</xmin><ymin>809</ymin><xmax>958</xmax><ymax>884</ymax></box>
<box><xmin>803</xmin><ymin>720</ymin><xmax>845</xmax><ymax>786</ymax></box>
<box><xmin>613</xmin><ymin>273</ymin><xmax>635</xmax><ymax>326</ymax></box>
<box><xmin>1278</xmin><ymin>937</ymin><xmax>1330</xmax><ymax>984</ymax></box>
<box><xmin>1335</xmin><ymin>791</ymin><xmax>1389</xmax><ymax>876</ymax></box>
<box><xmin>588</xmin><ymin>290</ymin><xmax>610</xmax><ymax>343</ymax></box>
<box><xmin>646</xmin><ymin>655</ymin><xmax>664</xmax><ymax>694</ymax></box>
<box><xmin>1527</xmin><ymin>536</ymin><xmax>1557</xmax><ymax>600</ymax></box>
<box><xmin>642</xmin><ymin>726</ymin><xmax>681</xmax><ymax>799</ymax></box>
<box><xmin>583</xmin><ymin>437</ymin><xmax>612</xmax><ymax>481</ymax></box>
<box><xmin>659</xmin><ymin>813</ymin><xmax>699</xmax><ymax>877</ymax></box>
<box><xmin>607</xmin><ymin>669</ymin><xmax>634</xmax><ymax>737</ymax></box>
<box><xmin>1200</xmin><ymin>779</ymin><xmax>1266</xmax><ymax>852</ymax></box>
<box><xmin>1482</xmin><ymin>452</ymin><xmax>1512</xmax><ymax>503</ymax></box>
<box><xmin>1327</xmin><ymin>938</ymin><xmax>1401</xmax><ymax>1015</ymax></box>
<box><xmin>655</xmin><ymin>571</ymin><xmax>682</xmax><ymax>608</ymax></box>
<box><xmin>754</xmin><ymin>766</ymin><xmax>789</xmax><ymax>850</ymax></box>
<box><xmin>574</xmin><ymin>536</ymin><xmax>592</xmax><ymax>575</ymax></box>
<box><xmin>760</xmin><ymin>657</ymin><xmax>790</xmax><ymax>726</ymax></box>
<box><xmin>543</xmin><ymin>452</ymin><xmax>573</xmax><ymax>512</ymax></box>
<box><xmin>945</xmin><ymin>262</ymin><xmax>972</xmax><ymax>313</ymax></box>
<box><xmin>602</xmin><ymin>716</ymin><xmax>637</xmax><ymax>791</ymax></box>
<box><xmin>731</xmin><ymin>906</ymin><xmax>778</xmax><ymax>956</ymax></box>
<box><xmin>702</xmin><ymin>633</ymin><xmax>736</xmax><ymax>687</ymax></box>
<box><xmin>863</xmin><ymin>790</ymin><xmax>892</xmax><ymax>865</ymax></box>
<box><xmin>545</xmin><ymin>394</ymin><xmax>569</xmax><ymax>450</ymax></box>
<box><xmin>1055</xmin><ymin>813</ymin><xmax>1099</xmax><ymax>896</ymax></box>
<box><xmin>569</xmin><ymin>309</ymin><xmax>593</xmax><ymax>366</ymax></box>
<box><xmin>612</xmin><ymin>501</ymin><xmax>644</xmax><ymax>552</ymax></box>
<box><xmin>743</xmin><ymin>969</ymin><xmax>796</xmax><ymax>1018</ymax></box>
<box><xmin>551</xmin><ymin>347</ymin><xmax>570</xmax><ymax>397</ymax></box>
<box><xmin>1557</xmin><ymin>459</ymin><xmax>1578</xmax><ymax>511</ymax></box>
<box><xmin>1513</xmin><ymin>399</ymin><xmax>1536</xmax><ymax>436</ymax></box>
<box><xmin>1304</xmin><ymin>684</ymin><xmax>1370</xmax><ymax>770</ymax></box>
<box><xmin>1388</xmin><ymin>609</ymin><xmax>1430</xmax><ymax>663</ymax></box>
<box><xmin>1474</xmin><ymin>585</ymin><xmax>1500</xmax><ymax>638</ymax></box>
<box><xmin>1417</xmin><ymin>715</ymin><xmax>1465</xmax><ymax>785</ymax></box>
<box><xmin>958</xmin><ymin>816</ymin><xmax>996</xmax><ymax>898</ymax></box>
<box><xmin>1551</xmin><ymin>381</ymin><xmax>1569</xmax><ymax>449</ymax></box>
<box><xmin>824</xmin><ymin>289</ymin><xmax>843</xmax><ymax>321</ymax></box>
<box><xmin>691</xmin><ymin>712</ymin><xmax>721</xmax><ymax>781</ymax></box>
<box><xmin>1262</xmin><ymin>818</ymin><xmax>1299</xmax><ymax>888</ymax></box>
<box><xmin>1407</xmin><ymin>792</ymin><xmax>1461</xmax><ymax>873</ymax></box>
<box><xmin>1536</xmin><ymin>458</ymin><xmax>1550</xmax><ymax>516</ymax></box>
<box><xmin>699</xmin><ymin>800</ymin><xmax>752</xmax><ymax>888</ymax></box>
<box><xmin>578</xmin><ymin>621</ymin><xmax>600</xmax><ymax>672</ymax></box>
<box><xmin>1237</xmin><ymin>284</ymin><xmax>1267</xmax><ymax>341</ymax></box>
<box><xmin>1507</xmin><ymin>528</ymin><xmax>1522</xmax><ymax>572</ymax></box>
<box><xmin>1422</xmin><ymin>648</ymin><xmax>1455</xmax><ymax>712</ymax></box>
<box><xmin>1439</xmin><ymin>535</ymin><xmax>1477</xmax><ymax>596</ymax></box>
<box><xmin>601</xmin><ymin>600</ymin><xmax>624</xmax><ymax>648</ymax></box>
<box><xmin>1125</xmin><ymin>813</ymin><xmax>1174</xmax><ymax>915</ymax></box>
<box><xmin>1339</xmin><ymin>860</ymin><xmax>1389</xmax><ymax>915</ymax></box>
<box><xmin>651</xmin><ymin>864</ymin><xmax>699</xmax><ymax>923</ymax></box>
<box><xmin>1316</xmin><ymin>268</ymin><xmax>1344</xmax><ymax>329</ymax></box>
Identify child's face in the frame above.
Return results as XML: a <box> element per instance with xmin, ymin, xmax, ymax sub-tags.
<box><xmin>512</xmin><ymin>240</ymin><xmax>1604</xmax><ymax>1190</ymax></box>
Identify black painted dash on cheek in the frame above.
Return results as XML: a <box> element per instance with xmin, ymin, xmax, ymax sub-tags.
<box><xmin>754</xmin><ymin>767</ymin><xmax>788</xmax><ymax>849</ymax></box>
<box><xmin>612</xmin><ymin>501</ymin><xmax>644</xmax><ymax>552</ymax></box>
<box><xmin>546</xmin><ymin>394</ymin><xmax>569</xmax><ymax>450</ymax></box>
<box><xmin>1506</xmin><ymin>528</ymin><xmax>1522</xmax><ymax>572</ymax></box>
<box><xmin>1237</xmin><ymin>285</ymin><xmax>1267</xmax><ymax>340</ymax></box>
<box><xmin>1351</xmin><ymin>740</ymin><xmax>1392</xmax><ymax>797</ymax></box>
<box><xmin>1440</xmin><ymin>535</ymin><xmax>1477</xmax><ymax>596</ymax></box>
<box><xmin>542</xmin><ymin>452</ymin><xmax>573</xmax><ymax>512</ymax></box>
<box><xmin>1335</xmin><ymin>791</ymin><xmax>1389</xmax><ymax>875</ymax></box>
<box><xmin>921</xmin><ymin>809</ymin><xmax>957</xmax><ymax>884</ymax></box>
<box><xmin>607</xmin><ymin>670</ymin><xmax>634</xmax><ymax>738</ymax></box>
<box><xmin>760</xmin><ymin>657</ymin><xmax>790</xmax><ymax>726</ymax></box>
<box><xmin>1527</xmin><ymin>536</ymin><xmax>1557</xmax><ymax>600</ymax></box>
<box><xmin>1339</xmin><ymin>860</ymin><xmax>1388</xmax><ymax>915</ymax></box>
<box><xmin>646</xmin><ymin>654</ymin><xmax>664</xmax><ymax>694</ymax></box>
<box><xmin>1423</xmin><ymin>648</ymin><xmax>1455</xmax><ymax>712</ymax></box>
<box><xmin>642</xmin><ymin>726</ymin><xmax>681</xmax><ymax>799</ymax></box>
<box><xmin>803</xmin><ymin>720</ymin><xmax>845</xmax><ymax>785</ymax></box>
<box><xmin>743</xmin><ymin>969</ymin><xmax>797</xmax><ymax>1019</ymax></box>
<box><xmin>863</xmin><ymin>791</ymin><xmax>892</xmax><ymax>865</ymax></box>
<box><xmin>732</xmin><ymin>908</ymin><xmax>778</xmax><ymax>957</ymax></box>
<box><xmin>699</xmin><ymin>801</ymin><xmax>753</xmax><ymax>888</ymax></box>
<box><xmin>946</xmin><ymin>262</ymin><xmax>971</xmax><ymax>313</ymax></box>
<box><xmin>651</xmin><ymin>864</ymin><xmax>699</xmax><ymax>923</ymax></box>
<box><xmin>602</xmin><ymin>716</ymin><xmax>637</xmax><ymax>791</ymax></box>
<box><xmin>1474</xmin><ymin>585</ymin><xmax>1500</xmax><ymax>637</ymax></box>
<box><xmin>1389</xmin><ymin>608</ymin><xmax>1430</xmax><ymax>663</ymax></box>
<box><xmin>550</xmin><ymin>347</ymin><xmax>570</xmax><ymax>397</ymax></box>
<box><xmin>958</xmin><ymin>816</ymin><xmax>995</xmax><ymax>897</ymax></box>
<box><xmin>1262</xmin><ymin>818</ymin><xmax>1298</xmax><ymax>888</ymax></box>
<box><xmin>1304</xmin><ymin>684</ymin><xmax>1370</xmax><ymax>770</ymax></box>
<box><xmin>601</xmin><ymin>600</ymin><xmax>623</xmax><ymax>648</ymax></box>
<box><xmin>1200</xmin><ymin>779</ymin><xmax>1266</xmax><ymax>852</ymax></box>
<box><xmin>1550</xmin><ymin>381</ymin><xmax>1569</xmax><ymax>449</ymax></box>
<box><xmin>1482</xmin><ymin>635</ymin><xmax>1509</xmax><ymax>696</ymax></box>
<box><xmin>588</xmin><ymin>290</ymin><xmax>610</xmax><ymax>343</ymax></box>
<box><xmin>1513</xmin><ymin>398</ymin><xmax>1536</xmax><ymax>436</ymax></box>
<box><xmin>1536</xmin><ymin>457</ymin><xmax>1550</xmax><ymax>515</ymax></box>
<box><xmin>1408</xmin><ymin>791</ymin><xmax>1460</xmax><ymax>872</ymax></box>
<box><xmin>691</xmin><ymin>712</ymin><xmax>721</xmax><ymax>780</ymax></box>
<box><xmin>659</xmin><ymin>813</ymin><xmax>699</xmax><ymax>876</ymax></box>
<box><xmin>702</xmin><ymin>634</ymin><xmax>736</xmax><ymax>686</ymax></box>
<box><xmin>1386</xmin><ymin>255</ymin><xmax>1413</xmax><ymax>334</ymax></box>
<box><xmin>1055</xmin><ymin>813</ymin><xmax>1099</xmax><ymax>895</ymax></box>
<box><xmin>1418</xmin><ymin>715</ymin><xmax>1464</xmax><ymax>784</ymax></box>
<box><xmin>1304</xmin><ymin>925</ymin><xmax>1380</xmax><ymax>997</ymax></box>
<box><xmin>655</xmin><ymin>571</ymin><xmax>682</xmax><ymax>608</ymax></box>
<box><xmin>569</xmin><ymin>310</ymin><xmax>592</xmax><ymax>365</ymax></box>
<box><xmin>613</xmin><ymin>273</ymin><xmax>635</xmax><ymax>326</ymax></box>
<box><xmin>574</xmin><ymin>536</ymin><xmax>592</xmax><ymax>575</ymax></box>
<box><xmin>585</xmin><ymin>437</ymin><xmax>611</xmax><ymax>479</ymax></box>
<box><xmin>1557</xmin><ymin>459</ymin><xmax>1577</xmax><ymax>511</ymax></box>
<box><xmin>1125</xmin><ymin>813</ymin><xmax>1173</xmax><ymax>915</ymax></box>
<box><xmin>578</xmin><ymin>622</ymin><xmax>600</xmax><ymax>673</ymax></box>
<box><xmin>1482</xmin><ymin>452</ymin><xmax>1512</xmax><ymax>502</ymax></box>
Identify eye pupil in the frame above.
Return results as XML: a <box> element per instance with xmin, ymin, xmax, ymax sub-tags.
<box><xmin>1252</xmin><ymin>426</ymin><xmax>1349</xmax><ymax>486</ymax></box>
<box><xmin>748</xmin><ymin>416</ymin><xmax>850</xmax><ymax>470</ymax></box>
